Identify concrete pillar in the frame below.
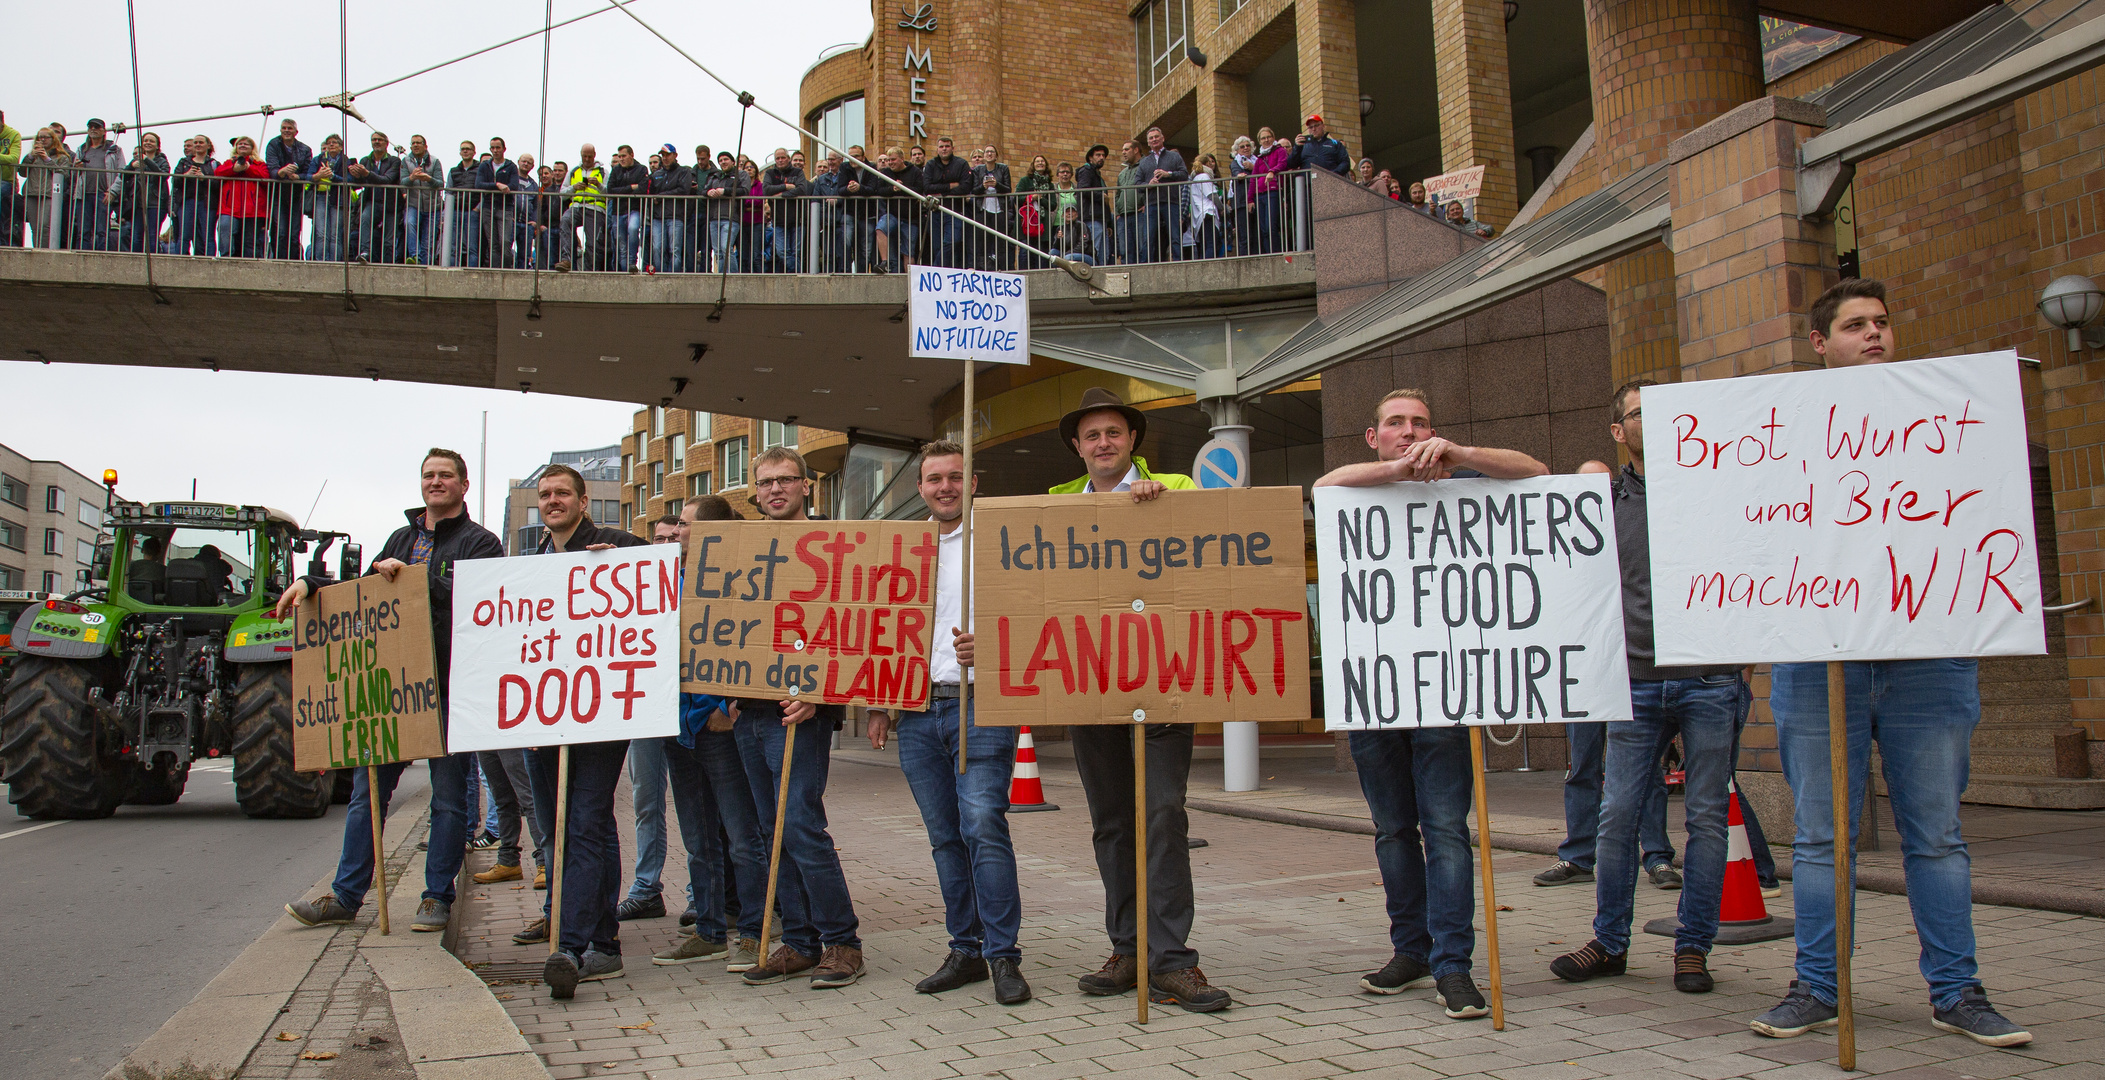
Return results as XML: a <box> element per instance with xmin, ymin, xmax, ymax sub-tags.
<box><xmin>1431</xmin><ymin>0</ymin><xmax>1520</xmax><ymax>228</ymax></box>
<box><xmin>1583</xmin><ymin>0</ymin><xmax>1765</xmax><ymax>390</ymax></box>
<box><xmin>950</xmin><ymin>0</ymin><xmax>1003</xmax><ymax>153</ymax></box>
<box><xmin>1200</xmin><ymin>385</ymin><xmax>1260</xmax><ymax>792</ymax></box>
<box><xmin>1294</xmin><ymin>0</ymin><xmax>1362</xmax><ymax>165</ymax></box>
<box><xmin>1198</xmin><ymin>72</ymin><xmax>1252</xmax><ymax>169</ymax></box>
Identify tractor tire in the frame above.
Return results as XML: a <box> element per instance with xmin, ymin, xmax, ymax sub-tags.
<box><xmin>124</xmin><ymin>762</ymin><xmax>191</xmax><ymax>806</ymax></box>
<box><xmin>330</xmin><ymin>769</ymin><xmax>355</xmax><ymax>804</ymax></box>
<box><xmin>230</xmin><ymin>662</ymin><xmax>328</xmax><ymax>820</ymax></box>
<box><xmin>0</xmin><ymin>657</ymin><xmax>126</xmax><ymax>819</ymax></box>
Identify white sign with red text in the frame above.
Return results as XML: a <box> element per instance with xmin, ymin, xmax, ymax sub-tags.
<box><xmin>448</xmin><ymin>548</ymin><xmax>682</xmax><ymax>751</ymax></box>
<box><xmin>1644</xmin><ymin>351</ymin><xmax>2046</xmax><ymax>664</ymax></box>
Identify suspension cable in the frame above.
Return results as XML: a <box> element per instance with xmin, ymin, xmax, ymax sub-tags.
<box><xmin>529</xmin><ymin>0</ymin><xmax>554</xmax><ymax>310</ymax></box>
<box><xmin>710</xmin><ymin>100</ymin><xmax>752</xmax><ymax>320</ymax></box>
<box><xmin>123</xmin><ymin>0</ymin><xmax>165</xmax><ymax>304</ymax></box>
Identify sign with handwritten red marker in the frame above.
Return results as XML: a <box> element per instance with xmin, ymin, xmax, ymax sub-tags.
<box><xmin>1645</xmin><ymin>351</ymin><xmax>2046</xmax><ymax>663</ymax></box>
<box><xmin>680</xmin><ymin>520</ymin><xmax>939</xmax><ymax>708</ymax></box>
<box><xmin>448</xmin><ymin>548</ymin><xmax>682</xmax><ymax>751</ymax></box>
<box><xmin>291</xmin><ymin>567</ymin><xmax>445</xmax><ymax>771</ymax></box>
<box><xmin>971</xmin><ymin>488</ymin><xmax>1310</xmax><ymax>727</ymax></box>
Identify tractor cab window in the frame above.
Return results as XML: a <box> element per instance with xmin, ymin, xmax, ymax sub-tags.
<box><xmin>124</xmin><ymin>527</ymin><xmax>259</xmax><ymax>607</ymax></box>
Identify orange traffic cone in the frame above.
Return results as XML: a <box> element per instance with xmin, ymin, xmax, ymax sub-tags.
<box><xmin>1008</xmin><ymin>726</ymin><xmax>1059</xmax><ymax>813</ymax></box>
<box><xmin>1642</xmin><ymin>780</ymin><xmax>1792</xmax><ymax>944</ymax></box>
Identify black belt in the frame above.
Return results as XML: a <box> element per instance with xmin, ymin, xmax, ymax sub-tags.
<box><xmin>931</xmin><ymin>682</ymin><xmax>962</xmax><ymax>699</ymax></box>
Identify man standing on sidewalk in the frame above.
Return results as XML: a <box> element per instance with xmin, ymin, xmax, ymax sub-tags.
<box><xmin>614</xmin><ymin>512</ymin><xmax>685</xmax><ymax>928</ymax></box>
<box><xmin>1534</xmin><ymin>727</ymin><xmax>1680</xmax><ymax>891</ymax></box>
<box><xmin>1547</xmin><ymin>379</ymin><xmax>1749</xmax><ymax>996</ymax></box>
<box><xmin>862</xmin><ymin>440</ymin><xmax>1029</xmax><ymax>1005</ymax></box>
<box><xmin>1047</xmin><ymin>388</ymin><xmax>1231</xmax><ymax>1013</ymax></box>
<box><xmin>734</xmin><ymin>448</ymin><xmax>866</xmax><ymax>989</ymax></box>
<box><xmin>1314</xmin><ymin>389</ymin><xmax>1547</xmax><ymax>1020</ymax></box>
<box><xmin>1748</xmin><ymin>278</ymin><xmax>2031</xmax><ymax>1048</ymax></box>
<box><xmin>279</xmin><ymin>449</ymin><xmax>505</xmax><ymax>935</ymax></box>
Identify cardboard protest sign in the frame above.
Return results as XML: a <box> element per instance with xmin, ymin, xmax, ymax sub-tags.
<box><xmin>448</xmin><ymin>548</ymin><xmax>682</xmax><ymax>752</ymax></box>
<box><xmin>1645</xmin><ymin>351</ymin><xmax>2046</xmax><ymax>663</ymax></box>
<box><xmin>291</xmin><ymin>567</ymin><xmax>445</xmax><ymax>770</ymax></box>
<box><xmin>909</xmin><ymin>267</ymin><xmax>1030</xmax><ymax>365</ymax></box>
<box><xmin>680</xmin><ymin>520</ymin><xmax>940</xmax><ymax>709</ymax></box>
<box><xmin>971</xmin><ymin>488</ymin><xmax>1310</xmax><ymax>726</ymax></box>
<box><xmin>1314</xmin><ymin>477</ymin><xmax>1630</xmax><ymax>731</ymax></box>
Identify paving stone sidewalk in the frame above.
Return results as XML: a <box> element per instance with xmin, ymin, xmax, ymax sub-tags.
<box><xmin>449</xmin><ymin>744</ymin><xmax>2105</xmax><ymax>1080</ymax></box>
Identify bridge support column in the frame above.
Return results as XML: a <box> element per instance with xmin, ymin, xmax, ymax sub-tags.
<box><xmin>1200</xmin><ymin>376</ymin><xmax>1260</xmax><ymax>792</ymax></box>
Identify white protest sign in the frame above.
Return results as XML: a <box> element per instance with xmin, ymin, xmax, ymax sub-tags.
<box><xmin>448</xmin><ymin>548</ymin><xmax>682</xmax><ymax>751</ymax></box>
<box><xmin>1314</xmin><ymin>475</ymin><xmax>1631</xmax><ymax>731</ymax></box>
<box><xmin>1644</xmin><ymin>351</ymin><xmax>2046</xmax><ymax>664</ymax></box>
<box><xmin>909</xmin><ymin>267</ymin><xmax>1030</xmax><ymax>365</ymax></box>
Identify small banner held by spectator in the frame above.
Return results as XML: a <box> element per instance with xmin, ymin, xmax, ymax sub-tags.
<box><xmin>1423</xmin><ymin>165</ymin><xmax>1486</xmax><ymax>214</ymax></box>
<box><xmin>909</xmin><ymin>267</ymin><xmax>1031</xmax><ymax>366</ymax></box>
<box><xmin>1644</xmin><ymin>351</ymin><xmax>2047</xmax><ymax>663</ymax></box>
<box><xmin>971</xmin><ymin>488</ymin><xmax>1311</xmax><ymax>726</ymax></box>
<box><xmin>447</xmin><ymin>548</ymin><xmax>682</xmax><ymax>752</ymax></box>
<box><xmin>680</xmin><ymin>519</ymin><xmax>940</xmax><ymax>708</ymax></box>
<box><xmin>1314</xmin><ymin>476</ymin><xmax>1631</xmax><ymax>731</ymax></box>
<box><xmin>291</xmin><ymin>567</ymin><xmax>445</xmax><ymax>771</ymax></box>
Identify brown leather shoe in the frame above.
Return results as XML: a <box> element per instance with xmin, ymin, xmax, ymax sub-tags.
<box><xmin>473</xmin><ymin>863</ymin><xmax>522</xmax><ymax>884</ymax></box>
<box><xmin>811</xmin><ymin>945</ymin><xmax>865</xmax><ymax>988</ymax></box>
<box><xmin>1149</xmin><ymin>966</ymin><xmax>1231</xmax><ymax>1012</ymax></box>
<box><xmin>1077</xmin><ymin>953</ymin><xmax>1138</xmax><ymax>996</ymax></box>
<box><xmin>533</xmin><ymin>866</ymin><xmax>547</xmax><ymax>890</ymax></box>
<box><xmin>741</xmin><ymin>945</ymin><xmax>817</xmax><ymax>985</ymax></box>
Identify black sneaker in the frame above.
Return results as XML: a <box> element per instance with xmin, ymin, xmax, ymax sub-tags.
<box><xmin>544</xmin><ymin>951</ymin><xmax>580</xmax><ymax>1000</ymax></box>
<box><xmin>511</xmin><ymin>917</ymin><xmax>549</xmax><ymax>945</ymax></box>
<box><xmin>1648</xmin><ymin>864</ymin><xmax>1684</xmax><ymax>890</ymax></box>
<box><xmin>1359</xmin><ymin>953</ymin><xmax>1435</xmax><ymax>995</ymax></box>
<box><xmin>1435</xmin><ymin>972</ymin><xmax>1490</xmax><ymax>1019</ymax></box>
<box><xmin>1673</xmin><ymin>948</ymin><xmax>1713</xmax><ymax>993</ymax></box>
<box><xmin>1751</xmin><ymin>980</ymin><xmax>1839</xmax><ymax>1038</ymax></box>
<box><xmin>1550</xmin><ymin>940</ymin><xmax>1627</xmax><ymax>983</ymax></box>
<box><xmin>1931</xmin><ymin>987</ymin><xmax>2032</xmax><ymax>1047</ymax></box>
<box><xmin>470</xmin><ymin>832</ymin><xmax>499</xmax><ymax>850</ymax></box>
<box><xmin>616</xmin><ymin>895</ymin><xmax>666</xmax><ymax>921</ymax></box>
<box><xmin>1533</xmin><ymin>860</ymin><xmax>1593</xmax><ymax>886</ymax></box>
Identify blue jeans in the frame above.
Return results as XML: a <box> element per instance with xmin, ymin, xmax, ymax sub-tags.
<box><xmin>766</xmin><ymin>223</ymin><xmax>800</xmax><ymax>273</ymax></box>
<box><xmin>627</xmin><ymin>736</ymin><xmax>670</xmax><ymax>902</ymax></box>
<box><xmin>449</xmin><ymin>206</ymin><xmax>479</xmax><ymax>267</ymax></box>
<box><xmin>1772</xmin><ymin>659</ymin><xmax>1982</xmax><ymax>1010</ymax></box>
<box><xmin>1349</xmin><ymin>727</ymin><xmax>1476</xmax><ymax>976</ymax></box>
<box><xmin>896</xmin><ymin>700</ymin><xmax>1022</xmax><ymax>961</ymax></box>
<box><xmin>1559</xmin><ymin>720</ymin><xmax>1674</xmax><ymax>872</ymax></box>
<box><xmin>1594</xmin><ymin>675</ymin><xmax>1743</xmax><ymax>954</ymax></box>
<box><xmin>309</xmin><ymin>201</ymin><xmax>348</xmax><ymax>261</ymax></box>
<box><xmin>647</xmin><ymin>218</ymin><xmax>687</xmax><ymax>273</ymax></box>
<box><xmin>666</xmin><ymin>726</ymin><xmax>770</xmax><ymax>942</ymax></box>
<box><xmin>358</xmin><ymin>198</ymin><xmax>397</xmax><ymax>263</ymax></box>
<box><xmin>733</xmin><ymin>706</ymin><xmax>859</xmax><ymax>957</ymax></box>
<box><xmin>707</xmin><ymin>219</ymin><xmax>736</xmax><ymax>272</ymax></box>
<box><xmin>1115</xmin><ymin>213</ymin><xmax>1144</xmax><ymax>265</ymax></box>
<box><xmin>932</xmin><ymin>213</ymin><xmax>963</xmax><ymax>268</ymax></box>
<box><xmin>173</xmin><ymin>201</ymin><xmax>213</xmax><ymax>256</ymax></box>
<box><xmin>331</xmin><ymin>751</ymin><xmax>473</xmax><ymax>912</ymax></box>
<box><xmin>463</xmin><ymin>756</ymin><xmax>484</xmax><ymax>830</ymax></box>
<box><xmin>401</xmin><ymin>205</ymin><xmax>437</xmax><ymax>263</ymax></box>
<box><xmin>616</xmin><ymin>210</ymin><xmax>642</xmax><ymax>270</ymax></box>
<box><xmin>527</xmin><ymin>740</ymin><xmax>630</xmax><ymax>957</ymax></box>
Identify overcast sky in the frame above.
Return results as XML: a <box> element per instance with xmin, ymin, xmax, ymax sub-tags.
<box><xmin>3</xmin><ymin>0</ymin><xmax>872</xmax><ymax>560</ymax></box>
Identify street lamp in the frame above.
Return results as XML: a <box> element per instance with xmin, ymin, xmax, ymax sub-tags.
<box><xmin>2038</xmin><ymin>274</ymin><xmax>2104</xmax><ymax>353</ymax></box>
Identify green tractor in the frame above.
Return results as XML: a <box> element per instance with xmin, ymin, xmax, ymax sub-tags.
<box><xmin>1</xmin><ymin>499</ymin><xmax>361</xmax><ymax>819</ymax></box>
<box><xmin>0</xmin><ymin>588</ymin><xmax>60</xmax><ymax>702</ymax></box>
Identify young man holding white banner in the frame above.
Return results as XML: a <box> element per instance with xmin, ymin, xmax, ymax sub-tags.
<box><xmin>1549</xmin><ymin>380</ymin><xmax>1747</xmax><ymax>994</ymax></box>
<box><xmin>279</xmin><ymin>449</ymin><xmax>505</xmax><ymax>935</ymax></box>
<box><xmin>1748</xmin><ymin>279</ymin><xmax>2030</xmax><ymax>1046</ymax></box>
<box><xmin>1314</xmin><ymin>389</ymin><xmax>1546</xmax><ymax>1020</ymax></box>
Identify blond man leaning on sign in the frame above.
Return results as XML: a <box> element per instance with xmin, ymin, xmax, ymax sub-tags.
<box><xmin>1313</xmin><ymin>389</ymin><xmax>1547</xmax><ymax>1021</ymax></box>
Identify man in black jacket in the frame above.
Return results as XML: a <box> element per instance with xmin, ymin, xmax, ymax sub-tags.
<box><xmin>760</xmin><ymin>147</ymin><xmax>808</xmax><ymax>273</ymax></box>
<box><xmin>447</xmin><ymin>141</ymin><xmax>483</xmax><ymax>267</ymax></box>
<box><xmin>968</xmin><ymin>144</ymin><xmax>1013</xmax><ymax>270</ymax></box>
<box><xmin>647</xmin><ymin>144</ymin><xmax>695</xmax><ymax>272</ymax></box>
<box><xmin>279</xmin><ymin>448</ymin><xmax>506</xmax><ymax>936</ymax></box>
<box><xmin>1286</xmin><ymin>113</ymin><xmax>1351</xmax><ymax>176</ymax></box>
<box><xmin>349</xmin><ymin>130</ymin><xmax>402</xmax><ymax>264</ymax></box>
<box><xmin>477</xmin><ymin>138</ymin><xmax>522</xmax><ymax>268</ymax></box>
<box><xmin>1136</xmin><ymin>126</ymin><xmax>1188</xmax><ymax>264</ymax></box>
<box><xmin>921</xmin><ymin>136</ymin><xmax>969</xmax><ymax>268</ymax></box>
<box><xmin>518</xmin><ymin>464</ymin><xmax>654</xmax><ymax>999</ymax></box>
<box><xmin>1074</xmin><ymin>143</ymin><xmax>1112</xmax><ymax>263</ymax></box>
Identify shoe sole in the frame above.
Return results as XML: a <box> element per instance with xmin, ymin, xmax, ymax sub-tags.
<box><xmin>1148</xmin><ymin>989</ymin><xmax>1231</xmax><ymax>1012</ymax></box>
<box><xmin>1654</xmin><ymin>880</ymin><xmax>1684</xmax><ymax>891</ymax></box>
<box><xmin>727</xmin><ymin>958</ymin><xmax>760</xmax><ymax>973</ymax></box>
<box><xmin>1930</xmin><ymin>1018</ymin><xmax>2032</xmax><ymax>1047</ymax></box>
<box><xmin>810</xmin><ymin>970</ymin><xmax>863</xmax><ymax>989</ymax></box>
<box><xmin>1359</xmin><ymin>975</ymin><xmax>1436</xmax><ymax>994</ymax></box>
<box><xmin>472</xmin><ymin>875</ymin><xmax>521</xmax><ymax>884</ymax></box>
<box><xmin>512</xmin><ymin>935</ymin><xmax>549</xmax><ymax>946</ymax></box>
<box><xmin>411</xmin><ymin>922</ymin><xmax>447</xmax><ymax>933</ymax></box>
<box><xmin>1750</xmin><ymin>1016</ymin><xmax>1838</xmax><ymax>1038</ymax></box>
<box><xmin>1441</xmin><ymin>1000</ymin><xmax>1491</xmax><ymax>1019</ymax></box>
<box><xmin>544</xmin><ymin>957</ymin><xmax>579</xmax><ymax>1000</ymax></box>
<box><xmin>578</xmin><ymin>965</ymin><xmax>623</xmax><ymax>983</ymax></box>
<box><xmin>283</xmin><ymin>904</ymin><xmax>352</xmax><ymax>928</ymax></box>
<box><xmin>742</xmin><ymin>971</ymin><xmax>799</xmax><ymax>985</ymax></box>
<box><xmin>1077</xmin><ymin>981</ymin><xmax>1137</xmax><ymax>996</ymax></box>
<box><xmin>1533</xmin><ymin>876</ymin><xmax>1592</xmax><ymax>887</ymax></box>
<box><xmin>653</xmin><ymin>947</ymin><xmax>729</xmax><ymax>966</ymax></box>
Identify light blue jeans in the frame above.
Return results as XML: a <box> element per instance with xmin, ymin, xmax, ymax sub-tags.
<box><xmin>626</xmin><ymin>736</ymin><xmax>671</xmax><ymax>902</ymax></box>
<box><xmin>707</xmin><ymin>219</ymin><xmax>736</xmax><ymax>272</ymax></box>
<box><xmin>647</xmin><ymin>218</ymin><xmax>687</xmax><ymax>273</ymax></box>
<box><xmin>1771</xmin><ymin>658</ymin><xmax>1982</xmax><ymax>1010</ymax></box>
<box><xmin>895</xmin><ymin>700</ymin><xmax>1021</xmax><ymax>961</ymax></box>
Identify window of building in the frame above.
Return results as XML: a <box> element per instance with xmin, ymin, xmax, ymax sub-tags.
<box><xmin>720</xmin><ymin>437</ymin><xmax>749</xmax><ymax>489</ymax></box>
<box><xmin>652</xmin><ymin>406</ymin><xmax>665</xmax><ymax>437</ymax></box>
<box><xmin>691</xmin><ymin>472</ymin><xmax>712</xmax><ymax>499</ymax></box>
<box><xmin>0</xmin><ymin>474</ymin><xmax>25</xmax><ymax>508</ymax></box>
<box><xmin>1219</xmin><ymin>0</ymin><xmax>1247</xmax><ymax>19</ymax></box>
<box><xmin>77</xmin><ymin>498</ymin><xmax>100</xmax><ymax>529</ymax></box>
<box><xmin>651</xmin><ymin>461</ymin><xmax>665</xmax><ymax>496</ymax></box>
<box><xmin>621</xmin><ymin>501</ymin><xmax>632</xmax><ymax>525</ymax></box>
<box><xmin>526</xmin><ymin>507</ymin><xmax>541</xmax><ymax>526</ymax></box>
<box><xmin>622</xmin><ymin>454</ymin><xmax>633</xmax><ymax>482</ymax></box>
<box><xmin>810</xmin><ymin>96</ymin><xmax>866</xmax><ymax>160</ymax></box>
<box><xmin>672</xmin><ymin>433</ymin><xmax>686</xmax><ymax>465</ymax></box>
<box><xmin>77</xmin><ymin>538</ymin><xmax>94</xmax><ymax>566</ymax></box>
<box><xmin>761</xmin><ymin>421</ymin><xmax>798</xmax><ymax>450</ymax></box>
<box><xmin>44</xmin><ymin>528</ymin><xmax>62</xmax><ymax>555</ymax></box>
<box><xmin>666</xmin><ymin>500</ymin><xmax>680</xmax><ymax>518</ymax></box>
<box><xmin>692</xmin><ymin>411</ymin><xmax>712</xmax><ymax>439</ymax></box>
<box><xmin>0</xmin><ymin>519</ymin><xmax>21</xmax><ymax>551</ymax></box>
<box><xmin>0</xmin><ymin>564</ymin><xmax>18</xmax><ymax>589</ymax></box>
<box><xmin>42</xmin><ymin>570</ymin><xmax>62</xmax><ymax>593</ymax></box>
<box><xmin>1134</xmin><ymin>0</ymin><xmax>1189</xmax><ymax>94</ymax></box>
<box><xmin>46</xmin><ymin>485</ymin><xmax>63</xmax><ymax>513</ymax></box>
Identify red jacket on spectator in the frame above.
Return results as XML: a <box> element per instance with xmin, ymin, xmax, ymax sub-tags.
<box><xmin>214</xmin><ymin>158</ymin><xmax>271</xmax><ymax>218</ymax></box>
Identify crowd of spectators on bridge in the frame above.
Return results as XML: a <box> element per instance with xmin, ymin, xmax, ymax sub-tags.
<box><xmin>0</xmin><ymin>109</ymin><xmax>1495</xmax><ymax>273</ymax></box>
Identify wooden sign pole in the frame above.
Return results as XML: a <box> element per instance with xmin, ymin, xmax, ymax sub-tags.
<box><xmin>1828</xmin><ymin>661</ymin><xmax>1857</xmax><ymax>1071</ymax></box>
<box><xmin>756</xmin><ymin>722</ymin><xmax>798</xmax><ymax>966</ymax></box>
<box><xmin>549</xmin><ymin>745</ymin><xmax>569</xmax><ymax>956</ymax></box>
<box><xmin>368</xmin><ymin>766</ymin><xmax>389</xmax><ymax>936</ymax></box>
<box><xmin>958</xmin><ymin>360</ymin><xmax>973</xmax><ymax>774</ymax></box>
<box><xmin>1134</xmin><ymin>724</ymin><xmax>1149</xmax><ymax>1025</ymax></box>
<box><xmin>1468</xmin><ymin>728</ymin><xmax>1504</xmax><ymax>1030</ymax></box>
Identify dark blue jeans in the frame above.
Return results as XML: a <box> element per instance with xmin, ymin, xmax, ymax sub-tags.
<box><xmin>1772</xmin><ymin>659</ymin><xmax>1982</xmax><ymax>1010</ymax></box>
<box><xmin>1594</xmin><ymin>675</ymin><xmax>1743</xmax><ymax>954</ymax></box>
<box><xmin>733</xmin><ymin>710</ymin><xmax>860</xmax><ymax>957</ymax></box>
<box><xmin>331</xmin><ymin>751</ymin><xmax>473</xmax><ymax>912</ymax></box>
<box><xmin>896</xmin><ymin>700</ymin><xmax>1022</xmax><ymax>962</ymax></box>
<box><xmin>1349</xmin><ymin>727</ymin><xmax>1477</xmax><ymax>977</ymax></box>
<box><xmin>527</xmin><ymin>741</ymin><xmax>630</xmax><ymax>958</ymax></box>
<box><xmin>665</xmin><ymin>727</ymin><xmax>770</xmax><ymax>943</ymax></box>
<box><xmin>1559</xmin><ymin>720</ymin><xmax>1675</xmax><ymax>872</ymax></box>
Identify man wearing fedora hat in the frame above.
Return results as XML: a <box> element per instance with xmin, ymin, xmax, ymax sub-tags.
<box><xmin>1049</xmin><ymin>388</ymin><xmax>1230</xmax><ymax>1013</ymax></box>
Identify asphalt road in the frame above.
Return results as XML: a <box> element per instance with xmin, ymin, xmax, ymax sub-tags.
<box><xmin>0</xmin><ymin>763</ymin><xmax>426</xmax><ymax>1080</ymax></box>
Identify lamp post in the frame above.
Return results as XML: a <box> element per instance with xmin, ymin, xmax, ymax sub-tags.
<box><xmin>2037</xmin><ymin>275</ymin><xmax>2104</xmax><ymax>353</ymax></box>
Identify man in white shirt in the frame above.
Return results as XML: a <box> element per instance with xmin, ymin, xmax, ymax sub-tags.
<box><xmin>865</xmin><ymin>440</ymin><xmax>1029</xmax><ymax>1005</ymax></box>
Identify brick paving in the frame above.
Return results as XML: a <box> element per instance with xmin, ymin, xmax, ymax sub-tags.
<box><xmin>451</xmin><ymin>744</ymin><xmax>2105</xmax><ymax>1080</ymax></box>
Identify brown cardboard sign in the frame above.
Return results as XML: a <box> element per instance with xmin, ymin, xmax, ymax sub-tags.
<box><xmin>291</xmin><ymin>567</ymin><xmax>445</xmax><ymax>771</ymax></box>
<box><xmin>681</xmin><ymin>519</ymin><xmax>940</xmax><ymax>708</ymax></box>
<box><xmin>972</xmin><ymin>488</ymin><xmax>1311</xmax><ymax>726</ymax></box>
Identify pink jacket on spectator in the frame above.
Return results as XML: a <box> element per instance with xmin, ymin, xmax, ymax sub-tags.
<box><xmin>214</xmin><ymin>158</ymin><xmax>271</xmax><ymax>218</ymax></box>
<box><xmin>1250</xmin><ymin>143</ymin><xmax>1293</xmax><ymax>195</ymax></box>
<box><xmin>742</xmin><ymin>175</ymin><xmax>768</xmax><ymax>224</ymax></box>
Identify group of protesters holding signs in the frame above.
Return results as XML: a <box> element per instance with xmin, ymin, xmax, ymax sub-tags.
<box><xmin>272</xmin><ymin>275</ymin><xmax>2036</xmax><ymax>1058</ymax></box>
